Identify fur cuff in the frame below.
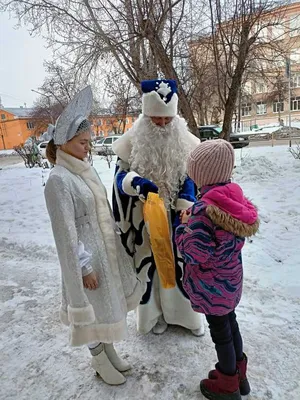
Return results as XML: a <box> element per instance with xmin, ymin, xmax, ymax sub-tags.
<box><xmin>176</xmin><ymin>198</ymin><xmax>194</xmax><ymax>212</ymax></box>
<box><xmin>70</xmin><ymin>318</ymin><xmax>128</xmax><ymax>346</ymax></box>
<box><xmin>81</xmin><ymin>265</ymin><xmax>93</xmax><ymax>277</ymax></box>
<box><xmin>67</xmin><ymin>304</ymin><xmax>95</xmax><ymax>326</ymax></box>
<box><xmin>122</xmin><ymin>171</ymin><xmax>140</xmax><ymax>196</ymax></box>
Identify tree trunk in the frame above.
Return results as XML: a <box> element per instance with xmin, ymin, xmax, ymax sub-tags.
<box><xmin>141</xmin><ymin>20</ymin><xmax>199</xmax><ymax>135</ymax></box>
<box><xmin>221</xmin><ymin>23</ymin><xmax>251</xmax><ymax>140</ymax></box>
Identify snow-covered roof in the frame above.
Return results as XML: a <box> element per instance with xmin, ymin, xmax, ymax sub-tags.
<box><xmin>2</xmin><ymin>107</ymin><xmax>34</xmax><ymax>118</ymax></box>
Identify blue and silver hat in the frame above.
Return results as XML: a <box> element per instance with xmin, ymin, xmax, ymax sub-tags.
<box><xmin>47</xmin><ymin>86</ymin><xmax>93</xmax><ymax>145</ymax></box>
<box><xmin>141</xmin><ymin>79</ymin><xmax>178</xmax><ymax>117</ymax></box>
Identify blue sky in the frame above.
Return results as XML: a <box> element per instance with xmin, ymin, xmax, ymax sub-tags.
<box><xmin>0</xmin><ymin>11</ymin><xmax>51</xmax><ymax>108</ymax></box>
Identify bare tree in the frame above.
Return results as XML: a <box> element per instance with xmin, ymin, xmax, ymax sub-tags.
<box><xmin>265</xmin><ymin>74</ymin><xmax>289</xmax><ymax>124</ymax></box>
<box><xmin>189</xmin><ymin>36</ymin><xmax>223</xmax><ymax>125</ymax></box>
<box><xmin>100</xmin><ymin>146</ymin><xmax>114</xmax><ymax>168</ymax></box>
<box><xmin>40</xmin><ymin>61</ymin><xmax>80</xmax><ymax>105</ymax></box>
<box><xmin>104</xmin><ymin>73</ymin><xmax>140</xmax><ymax>134</ymax></box>
<box><xmin>205</xmin><ymin>0</ymin><xmax>292</xmax><ymax>139</ymax></box>
<box><xmin>30</xmin><ymin>97</ymin><xmax>64</xmax><ymax>136</ymax></box>
<box><xmin>1</xmin><ymin>0</ymin><xmax>206</xmax><ymax>134</ymax></box>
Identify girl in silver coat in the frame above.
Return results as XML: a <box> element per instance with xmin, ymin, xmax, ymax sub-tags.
<box><xmin>44</xmin><ymin>86</ymin><xmax>143</xmax><ymax>385</ymax></box>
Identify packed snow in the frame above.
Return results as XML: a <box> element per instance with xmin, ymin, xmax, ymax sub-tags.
<box><xmin>0</xmin><ymin>146</ymin><xmax>299</xmax><ymax>400</ymax></box>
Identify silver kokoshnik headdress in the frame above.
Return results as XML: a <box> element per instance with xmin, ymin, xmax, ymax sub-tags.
<box><xmin>47</xmin><ymin>85</ymin><xmax>93</xmax><ymax>145</ymax></box>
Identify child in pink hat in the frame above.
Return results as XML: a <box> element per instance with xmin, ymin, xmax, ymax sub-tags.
<box><xmin>175</xmin><ymin>139</ymin><xmax>259</xmax><ymax>400</ymax></box>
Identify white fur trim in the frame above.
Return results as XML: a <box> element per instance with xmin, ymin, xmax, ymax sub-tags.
<box><xmin>70</xmin><ymin>318</ymin><xmax>128</xmax><ymax>346</ymax></box>
<box><xmin>176</xmin><ymin>198</ymin><xmax>194</xmax><ymax>212</ymax></box>
<box><xmin>187</xmin><ymin>131</ymin><xmax>201</xmax><ymax>147</ymax></box>
<box><xmin>142</xmin><ymin>92</ymin><xmax>178</xmax><ymax>117</ymax></box>
<box><xmin>112</xmin><ymin>128</ymin><xmax>135</xmax><ymax>162</ymax></box>
<box><xmin>67</xmin><ymin>304</ymin><xmax>95</xmax><ymax>326</ymax></box>
<box><xmin>60</xmin><ymin>307</ymin><xmax>70</xmax><ymax>326</ymax></box>
<box><xmin>136</xmin><ymin>270</ymin><xmax>204</xmax><ymax>334</ymax></box>
<box><xmin>122</xmin><ymin>171</ymin><xmax>140</xmax><ymax>196</ymax></box>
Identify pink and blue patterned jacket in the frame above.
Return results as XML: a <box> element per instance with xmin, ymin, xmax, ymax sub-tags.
<box><xmin>175</xmin><ymin>182</ymin><xmax>259</xmax><ymax>316</ymax></box>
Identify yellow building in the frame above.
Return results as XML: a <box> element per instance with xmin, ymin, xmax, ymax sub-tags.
<box><xmin>91</xmin><ymin>113</ymin><xmax>139</xmax><ymax>138</ymax></box>
<box><xmin>0</xmin><ymin>106</ymin><xmax>139</xmax><ymax>149</ymax></box>
<box><xmin>0</xmin><ymin>107</ymin><xmax>42</xmax><ymax>150</ymax></box>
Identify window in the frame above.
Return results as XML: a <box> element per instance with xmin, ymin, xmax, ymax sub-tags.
<box><xmin>241</xmin><ymin>103</ymin><xmax>251</xmax><ymax>117</ymax></box>
<box><xmin>272</xmin><ymin>25</ymin><xmax>284</xmax><ymax>40</ymax></box>
<box><xmin>1</xmin><ymin>114</ymin><xmax>5</xmax><ymax>120</ymax></box>
<box><xmin>256</xmin><ymin>102</ymin><xmax>267</xmax><ymax>115</ymax></box>
<box><xmin>291</xmin><ymin>96</ymin><xmax>300</xmax><ymax>111</ymax></box>
<box><xmin>290</xmin><ymin>74</ymin><xmax>300</xmax><ymax>88</ymax></box>
<box><xmin>273</xmin><ymin>101</ymin><xmax>284</xmax><ymax>113</ymax></box>
<box><xmin>272</xmin><ymin>25</ymin><xmax>285</xmax><ymax>40</ymax></box>
<box><xmin>255</xmin><ymin>82</ymin><xmax>266</xmax><ymax>94</ymax></box>
<box><xmin>290</xmin><ymin>50</ymin><xmax>300</xmax><ymax>64</ymax></box>
<box><xmin>199</xmin><ymin>128</ymin><xmax>219</xmax><ymax>140</ymax></box>
<box><xmin>258</xmin><ymin>27</ymin><xmax>269</xmax><ymax>40</ymax></box>
<box><xmin>26</xmin><ymin>122</ymin><xmax>34</xmax><ymax>130</ymax></box>
<box><xmin>243</xmin><ymin>82</ymin><xmax>252</xmax><ymax>95</ymax></box>
<box><xmin>290</xmin><ymin>15</ymin><xmax>300</xmax><ymax>37</ymax></box>
<box><xmin>104</xmin><ymin>137</ymin><xmax>113</xmax><ymax>145</ymax></box>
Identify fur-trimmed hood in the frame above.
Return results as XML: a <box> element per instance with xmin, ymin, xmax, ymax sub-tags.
<box><xmin>200</xmin><ymin>183</ymin><xmax>259</xmax><ymax>237</ymax></box>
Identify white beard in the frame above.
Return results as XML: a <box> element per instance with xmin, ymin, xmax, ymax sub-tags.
<box><xmin>129</xmin><ymin>115</ymin><xmax>194</xmax><ymax>208</ymax></box>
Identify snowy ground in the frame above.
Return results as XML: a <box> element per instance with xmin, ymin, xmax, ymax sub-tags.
<box><xmin>0</xmin><ymin>147</ymin><xmax>300</xmax><ymax>400</ymax></box>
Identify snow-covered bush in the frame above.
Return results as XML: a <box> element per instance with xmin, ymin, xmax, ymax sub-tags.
<box><xmin>289</xmin><ymin>143</ymin><xmax>300</xmax><ymax>159</ymax></box>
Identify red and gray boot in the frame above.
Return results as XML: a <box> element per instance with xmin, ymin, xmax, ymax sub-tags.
<box><xmin>208</xmin><ymin>353</ymin><xmax>250</xmax><ymax>396</ymax></box>
<box><xmin>200</xmin><ymin>369</ymin><xmax>241</xmax><ymax>400</ymax></box>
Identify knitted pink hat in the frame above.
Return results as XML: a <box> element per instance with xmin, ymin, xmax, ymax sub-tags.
<box><xmin>187</xmin><ymin>139</ymin><xmax>235</xmax><ymax>187</ymax></box>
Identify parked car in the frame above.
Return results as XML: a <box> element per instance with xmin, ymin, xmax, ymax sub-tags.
<box><xmin>197</xmin><ymin>125</ymin><xmax>249</xmax><ymax>149</ymax></box>
<box><xmin>93</xmin><ymin>135</ymin><xmax>122</xmax><ymax>155</ymax></box>
<box><xmin>37</xmin><ymin>141</ymin><xmax>49</xmax><ymax>158</ymax></box>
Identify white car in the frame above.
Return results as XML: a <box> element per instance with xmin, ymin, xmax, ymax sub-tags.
<box><xmin>93</xmin><ymin>135</ymin><xmax>122</xmax><ymax>155</ymax></box>
<box><xmin>37</xmin><ymin>141</ymin><xmax>49</xmax><ymax>158</ymax></box>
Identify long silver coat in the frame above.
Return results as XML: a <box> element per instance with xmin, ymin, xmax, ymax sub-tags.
<box><xmin>45</xmin><ymin>160</ymin><xmax>143</xmax><ymax>346</ymax></box>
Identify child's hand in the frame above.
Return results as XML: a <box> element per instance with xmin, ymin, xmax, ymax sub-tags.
<box><xmin>83</xmin><ymin>271</ymin><xmax>98</xmax><ymax>290</ymax></box>
<box><xmin>180</xmin><ymin>210</ymin><xmax>191</xmax><ymax>224</ymax></box>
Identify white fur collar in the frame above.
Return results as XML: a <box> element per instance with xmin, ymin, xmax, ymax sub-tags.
<box><xmin>56</xmin><ymin>149</ymin><xmax>91</xmax><ymax>176</ymax></box>
<box><xmin>112</xmin><ymin>117</ymin><xmax>200</xmax><ymax>163</ymax></box>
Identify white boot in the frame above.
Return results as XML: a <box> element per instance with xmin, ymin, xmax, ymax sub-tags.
<box><xmin>191</xmin><ymin>315</ymin><xmax>205</xmax><ymax>337</ymax></box>
<box><xmin>191</xmin><ymin>327</ymin><xmax>205</xmax><ymax>337</ymax></box>
<box><xmin>152</xmin><ymin>315</ymin><xmax>168</xmax><ymax>334</ymax></box>
<box><xmin>91</xmin><ymin>345</ymin><xmax>126</xmax><ymax>385</ymax></box>
<box><xmin>104</xmin><ymin>343</ymin><xmax>131</xmax><ymax>372</ymax></box>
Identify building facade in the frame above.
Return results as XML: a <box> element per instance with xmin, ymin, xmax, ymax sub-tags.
<box><xmin>91</xmin><ymin>113</ymin><xmax>138</xmax><ymax>138</ymax></box>
<box><xmin>0</xmin><ymin>106</ymin><xmax>139</xmax><ymax>149</ymax></box>
<box><xmin>190</xmin><ymin>1</ymin><xmax>300</xmax><ymax>131</ymax></box>
<box><xmin>0</xmin><ymin>107</ymin><xmax>40</xmax><ymax>150</ymax></box>
<box><xmin>239</xmin><ymin>2</ymin><xmax>300</xmax><ymax>130</ymax></box>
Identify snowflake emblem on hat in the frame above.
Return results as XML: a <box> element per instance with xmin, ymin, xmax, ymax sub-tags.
<box><xmin>156</xmin><ymin>81</ymin><xmax>172</xmax><ymax>102</ymax></box>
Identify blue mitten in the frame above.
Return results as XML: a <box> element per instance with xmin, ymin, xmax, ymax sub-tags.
<box><xmin>132</xmin><ymin>176</ymin><xmax>158</xmax><ymax>199</ymax></box>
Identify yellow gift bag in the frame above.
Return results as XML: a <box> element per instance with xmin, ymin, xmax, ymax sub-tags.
<box><xmin>143</xmin><ymin>193</ymin><xmax>176</xmax><ymax>289</ymax></box>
